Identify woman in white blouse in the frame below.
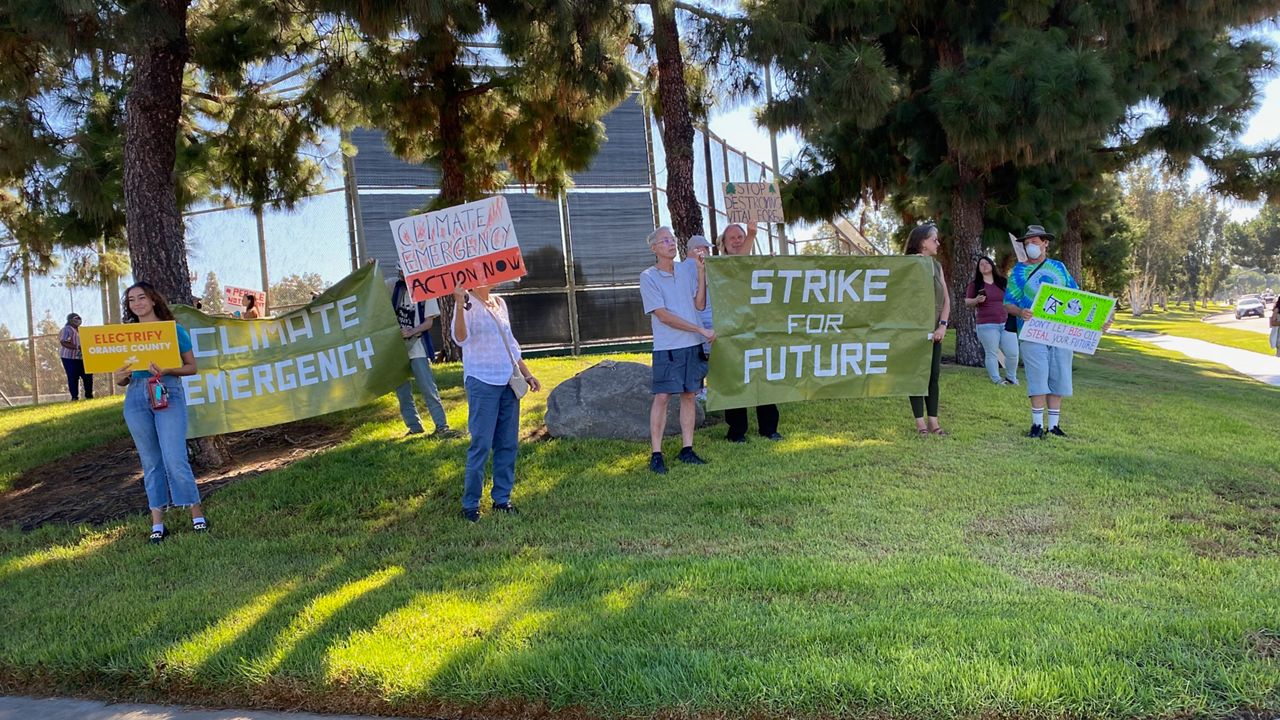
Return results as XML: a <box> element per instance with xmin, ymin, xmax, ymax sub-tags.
<box><xmin>451</xmin><ymin>284</ymin><xmax>542</xmax><ymax>522</ymax></box>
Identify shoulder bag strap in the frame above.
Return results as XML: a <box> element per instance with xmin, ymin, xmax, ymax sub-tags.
<box><xmin>477</xmin><ymin>298</ymin><xmax>522</xmax><ymax>375</ymax></box>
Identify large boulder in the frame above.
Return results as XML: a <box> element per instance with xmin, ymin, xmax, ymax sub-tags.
<box><xmin>546</xmin><ymin>360</ymin><xmax>706</xmax><ymax>440</ymax></box>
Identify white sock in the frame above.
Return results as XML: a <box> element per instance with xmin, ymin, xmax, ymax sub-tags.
<box><xmin>152</xmin><ymin>523</ymin><xmax>164</xmax><ymax>533</ymax></box>
<box><xmin>192</xmin><ymin>516</ymin><xmax>206</xmax><ymax>526</ymax></box>
<box><xmin>1031</xmin><ymin>407</ymin><xmax>1044</xmax><ymax>427</ymax></box>
<box><xmin>1047</xmin><ymin>410</ymin><xmax>1060</xmax><ymax>429</ymax></box>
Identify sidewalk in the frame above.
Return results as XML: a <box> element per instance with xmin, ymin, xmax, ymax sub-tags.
<box><xmin>0</xmin><ymin>696</ymin><xmax>428</xmax><ymax>720</ymax></box>
<box><xmin>1111</xmin><ymin>329</ymin><xmax>1280</xmax><ymax>386</ymax></box>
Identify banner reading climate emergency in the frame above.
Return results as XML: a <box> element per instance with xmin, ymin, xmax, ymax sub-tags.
<box><xmin>171</xmin><ymin>263</ymin><xmax>410</xmax><ymax>438</ymax></box>
<box><xmin>705</xmin><ymin>256</ymin><xmax>936</xmax><ymax>411</ymax></box>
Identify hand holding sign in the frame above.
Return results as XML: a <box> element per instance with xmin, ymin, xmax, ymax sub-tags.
<box><xmin>391</xmin><ymin>196</ymin><xmax>525</xmax><ymax>301</ymax></box>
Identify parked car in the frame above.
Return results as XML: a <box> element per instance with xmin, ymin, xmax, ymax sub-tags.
<box><xmin>1235</xmin><ymin>296</ymin><xmax>1266</xmax><ymax>319</ymax></box>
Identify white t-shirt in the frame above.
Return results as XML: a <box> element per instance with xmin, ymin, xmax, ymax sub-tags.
<box><xmin>386</xmin><ymin>278</ymin><xmax>440</xmax><ymax>360</ymax></box>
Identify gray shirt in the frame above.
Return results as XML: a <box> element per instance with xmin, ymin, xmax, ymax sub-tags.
<box><xmin>640</xmin><ymin>262</ymin><xmax>704</xmax><ymax>351</ymax></box>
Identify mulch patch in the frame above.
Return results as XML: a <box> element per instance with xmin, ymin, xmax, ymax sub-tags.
<box><xmin>0</xmin><ymin>421</ymin><xmax>349</xmax><ymax>531</ymax></box>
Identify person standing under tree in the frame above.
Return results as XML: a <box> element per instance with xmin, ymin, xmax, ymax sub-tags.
<box><xmin>904</xmin><ymin>224</ymin><xmax>951</xmax><ymax>437</ymax></box>
<box><xmin>641</xmin><ymin>226</ymin><xmax>714</xmax><ymax>474</ymax></box>
<box><xmin>389</xmin><ymin>269</ymin><xmax>460</xmax><ymax>438</ymax></box>
<box><xmin>58</xmin><ymin>313</ymin><xmax>93</xmax><ymax>400</ymax></box>
<box><xmin>1004</xmin><ymin>224</ymin><xmax>1110</xmax><ymax>438</ymax></box>
<box><xmin>718</xmin><ymin>222</ymin><xmax>783</xmax><ymax>442</ymax></box>
<box><xmin>113</xmin><ymin>282</ymin><xmax>207</xmax><ymax>544</ymax></box>
<box><xmin>965</xmin><ymin>257</ymin><xmax>1019</xmax><ymax>385</ymax></box>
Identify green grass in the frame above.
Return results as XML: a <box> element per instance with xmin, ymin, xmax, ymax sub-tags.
<box><xmin>0</xmin><ymin>396</ymin><xmax>129</xmax><ymax>494</ymax></box>
<box><xmin>1112</xmin><ymin>304</ymin><xmax>1275</xmax><ymax>354</ymax></box>
<box><xmin>0</xmin><ymin>344</ymin><xmax>1278</xmax><ymax>719</ymax></box>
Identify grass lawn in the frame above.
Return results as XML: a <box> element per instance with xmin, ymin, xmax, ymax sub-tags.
<box><xmin>0</xmin><ymin>397</ymin><xmax>129</xmax><ymax>494</ymax></box>
<box><xmin>0</xmin><ymin>341</ymin><xmax>1278</xmax><ymax>719</ymax></box>
<box><xmin>1111</xmin><ymin>304</ymin><xmax>1275</xmax><ymax>355</ymax></box>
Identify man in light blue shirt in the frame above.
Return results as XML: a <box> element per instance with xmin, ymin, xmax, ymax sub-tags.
<box><xmin>639</xmin><ymin>226</ymin><xmax>714</xmax><ymax>474</ymax></box>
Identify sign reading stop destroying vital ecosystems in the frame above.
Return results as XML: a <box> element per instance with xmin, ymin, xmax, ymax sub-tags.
<box><xmin>1019</xmin><ymin>285</ymin><xmax>1116</xmax><ymax>355</ymax></box>
<box><xmin>723</xmin><ymin>182</ymin><xmax>785</xmax><ymax>224</ymax></box>
<box><xmin>80</xmin><ymin>321</ymin><xmax>183</xmax><ymax>374</ymax></box>
<box><xmin>705</xmin><ymin>256</ymin><xmax>936</xmax><ymax>411</ymax></box>
<box><xmin>390</xmin><ymin>196</ymin><xmax>525</xmax><ymax>302</ymax></box>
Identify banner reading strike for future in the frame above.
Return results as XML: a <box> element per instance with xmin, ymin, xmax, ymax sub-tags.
<box><xmin>723</xmin><ymin>182</ymin><xmax>785</xmax><ymax>224</ymax></box>
<box><xmin>390</xmin><ymin>196</ymin><xmax>525</xmax><ymax>301</ymax></box>
<box><xmin>1019</xmin><ymin>284</ymin><xmax>1116</xmax><ymax>355</ymax></box>
<box><xmin>705</xmin><ymin>256</ymin><xmax>936</xmax><ymax>412</ymax></box>
<box><xmin>171</xmin><ymin>263</ymin><xmax>410</xmax><ymax>439</ymax></box>
<box><xmin>80</xmin><ymin>321</ymin><xmax>182</xmax><ymax>374</ymax></box>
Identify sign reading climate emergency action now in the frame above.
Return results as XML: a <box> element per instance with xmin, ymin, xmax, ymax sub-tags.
<box><xmin>705</xmin><ymin>256</ymin><xmax>936</xmax><ymax>411</ymax></box>
<box><xmin>390</xmin><ymin>196</ymin><xmax>524</xmax><ymax>301</ymax></box>
<box><xmin>80</xmin><ymin>321</ymin><xmax>182</xmax><ymax>373</ymax></box>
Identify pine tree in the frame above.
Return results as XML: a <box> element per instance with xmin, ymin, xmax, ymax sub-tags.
<box><xmin>201</xmin><ymin>272</ymin><xmax>224</xmax><ymax>314</ymax></box>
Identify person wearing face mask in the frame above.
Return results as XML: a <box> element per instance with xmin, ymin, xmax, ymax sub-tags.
<box><xmin>1003</xmin><ymin>224</ymin><xmax>1106</xmax><ymax>438</ymax></box>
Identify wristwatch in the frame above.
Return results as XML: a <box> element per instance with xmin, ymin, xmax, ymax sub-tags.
<box><xmin>938</xmin><ymin>320</ymin><xmax>948</xmax><ymax>326</ymax></box>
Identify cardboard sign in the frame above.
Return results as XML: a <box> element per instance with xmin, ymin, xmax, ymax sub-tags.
<box><xmin>723</xmin><ymin>182</ymin><xmax>785</xmax><ymax>224</ymax></box>
<box><xmin>1019</xmin><ymin>285</ymin><xmax>1116</xmax><ymax>355</ymax></box>
<box><xmin>81</xmin><ymin>321</ymin><xmax>183</xmax><ymax>373</ymax></box>
<box><xmin>224</xmin><ymin>285</ymin><xmax>265</xmax><ymax>309</ymax></box>
<box><xmin>390</xmin><ymin>196</ymin><xmax>524</xmax><ymax>301</ymax></box>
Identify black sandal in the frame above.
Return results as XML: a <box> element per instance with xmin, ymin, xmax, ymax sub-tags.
<box><xmin>148</xmin><ymin>529</ymin><xmax>168</xmax><ymax>544</ymax></box>
<box><xmin>192</xmin><ymin>520</ymin><xmax>208</xmax><ymax>533</ymax></box>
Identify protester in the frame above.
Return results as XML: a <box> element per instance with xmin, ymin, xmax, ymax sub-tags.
<box><xmin>451</xmin><ymin>283</ymin><xmax>541</xmax><ymax>522</ymax></box>
<box><xmin>682</xmin><ymin>235</ymin><xmax>714</xmax><ymax>402</ymax></box>
<box><xmin>1004</xmin><ymin>224</ymin><xmax>1109</xmax><ymax>438</ymax></box>
<box><xmin>965</xmin><ymin>257</ymin><xmax>1019</xmax><ymax>385</ymax></box>
<box><xmin>388</xmin><ymin>270</ymin><xmax>459</xmax><ymax>438</ymax></box>
<box><xmin>905</xmin><ymin>224</ymin><xmax>950</xmax><ymax>436</ymax></box>
<box><xmin>242</xmin><ymin>293</ymin><xmax>261</xmax><ymax>319</ymax></box>
<box><xmin>718</xmin><ymin>222</ymin><xmax>783</xmax><ymax>442</ymax></box>
<box><xmin>641</xmin><ymin>226</ymin><xmax>714</xmax><ymax>473</ymax></box>
<box><xmin>112</xmin><ymin>282</ymin><xmax>205</xmax><ymax>544</ymax></box>
<box><xmin>1270</xmin><ymin>297</ymin><xmax>1280</xmax><ymax>357</ymax></box>
<box><xmin>58</xmin><ymin>313</ymin><xmax>93</xmax><ymax>400</ymax></box>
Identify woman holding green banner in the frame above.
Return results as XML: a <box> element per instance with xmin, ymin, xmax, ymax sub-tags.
<box><xmin>904</xmin><ymin>224</ymin><xmax>951</xmax><ymax>436</ymax></box>
<box><xmin>718</xmin><ymin>222</ymin><xmax>783</xmax><ymax>442</ymax></box>
<box><xmin>451</xmin><ymin>283</ymin><xmax>542</xmax><ymax>523</ymax></box>
<box><xmin>113</xmin><ymin>282</ymin><xmax>207</xmax><ymax>544</ymax></box>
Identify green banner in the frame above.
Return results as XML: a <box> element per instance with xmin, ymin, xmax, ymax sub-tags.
<box><xmin>705</xmin><ymin>256</ymin><xmax>936</xmax><ymax>411</ymax></box>
<box><xmin>172</xmin><ymin>263</ymin><xmax>410</xmax><ymax>438</ymax></box>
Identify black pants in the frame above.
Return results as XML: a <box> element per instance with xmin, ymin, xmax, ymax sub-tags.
<box><xmin>909</xmin><ymin>342</ymin><xmax>942</xmax><ymax>419</ymax></box>
<box><xmin>61</xmin><ymin>358</ymin><xmax>93</xmax><ymax>400</ymax></box>
<box><xmin>725</xmin><ymin>404</ymin><xmax>779</xmax><ymax>440</ymax></box>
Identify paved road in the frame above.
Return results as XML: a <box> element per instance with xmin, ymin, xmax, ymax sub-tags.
<box><xmin>1202</xmin><ymin>309</ymin><xmax>1275</xmax><ymax>335</ymax></box>
<box><xmin>0</xmin><ymin>696</ymin><xmax>429</xmax><ymax>720</ymax></box>
<box><xmin>1112</xmin><ymin>329</ymin><xmax>1280</xmax><ymax>386</ymax></box>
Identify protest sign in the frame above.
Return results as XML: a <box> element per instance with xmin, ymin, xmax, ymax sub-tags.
<box><xmin>81</xmin><ymin>321</ymin><xmax>183</xmax><ymax>374</ymax></box>
<box><xmin>705</xmin><ymin>256</ymin><xmax>935</xmax><ymax>411</ymax></box>
<box><xmin>171</xmin><ymin>263</ymin><xmax>410</xmax><ymax>438</ymax></box>
<box><xmin>723</xmin><ymin>182</ymin><xmax>785</xmax><ymax>224</ymax></box>
<box><xmin>390</xmin><ymin>196</ymin><xmax>524</xmax><ymax>301</ymax></box>
<box><xmin>224</xmin><ymin>285</ymin><xmax>265</xmax><ymax>310</ymax></box>
<box><xmin>1018</xmin><ymin>285</ymin><xmax>1116</xmax><ymax>355</ymax></box>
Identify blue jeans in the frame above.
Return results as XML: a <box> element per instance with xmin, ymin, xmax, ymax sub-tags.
<box><xmin>462</xmin><ymin>377</ymin><xmax>519</xmax><ymax>511</ymax></box>
<box><xmin>124</xmin><ymin>376</ymin><xmax>200</xmax><ymax>510</ymax></box>
<box><xmin>395</xmin><ymin>356</ymin><xmax>449</xmax><ymax>432</ymax></box>
<box><xmin>975</xmin><ymin>323</ymin><xmax>1020</xmax><ymax>384</ymax></box>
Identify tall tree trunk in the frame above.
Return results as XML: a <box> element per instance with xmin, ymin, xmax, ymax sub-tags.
<box><xmin>651</xmin><ymin>0</ymin><xmax>703</xmax><ymax>256</ymax></box>
<box><xmin>124</xmin><ymin>0</ymin><xmax>192</xmax><ymax>304</ymax></box>
<box><xmin>948</xmin><ymin>162</ymin><xmax>986</xmax><ymax>367</ymax></box>
<box><xmin>1061</xmin><ymin>205</ymin><xmax>1083</xmax><ymax>283</ymax></box>
<box><xmin>435</xmin><ymin>85</ymin><xmax>468</xmax><ymax>362</ymax></box>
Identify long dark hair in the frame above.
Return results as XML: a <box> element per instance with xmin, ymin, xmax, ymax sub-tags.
<box><xmin>904</xmin><ymin>223</ymin><xmax>937</xmax><ymax>255</ymax></box>
<box><xmin>244</xmin><ymin>293</ymin><xmax>257</xmax><ymax>312</ymax></box>
<box><xmin>971</xmin><ymin>256</ymin><xmax>1007</xmax><ymax>291</ymax></box>
<box><xmin>122</xmin><ymin>282</ymin><xmax>175</xmax><ymax>323</ymax></box>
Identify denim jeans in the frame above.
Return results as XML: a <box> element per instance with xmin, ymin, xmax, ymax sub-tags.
<box><xmin>124</xmin><ymin>376</ymin><xmax>200</xmax><ymax>509</ymax></box>
<box><xmin>975</xmin><ymin>323</ymin><xmax>1020</xmax><ymax>384</ymax></box>
<box><xmin>462</xmin><ymin>377</ymin><xmax>519</xmax><ymax>511</ymax></box>
<box><xmin>395</xmin><ymin>356</ymin><xmax>449</xmax><ymax>432</ymax></box>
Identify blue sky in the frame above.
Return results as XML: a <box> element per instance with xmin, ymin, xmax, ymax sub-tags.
<box><xmin>3</xmin><ymin>36</ymin><xmax>1279</xmax><ymax>335</ymax></box>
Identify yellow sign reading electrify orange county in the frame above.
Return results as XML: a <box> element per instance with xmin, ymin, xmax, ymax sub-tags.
<box><xmin>81</xmin><ymin>321</ymin><xmax>182</xmax><ymax>374</ymax></box>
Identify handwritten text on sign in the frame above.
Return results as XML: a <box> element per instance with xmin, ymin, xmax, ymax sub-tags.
<box><xmin>224</xmin><ymin>285</ymin><xmax>265</xmax><ymax>309</ymax></box>
<box><xmin>80</xmin><ymin>321</ymin><xmax>182</xmax><ymax>373</ymax></box>
<box><xmin>1019</xmin><ymin>285</ymin><xmax>1116</xmax><ymax>355</ymax></box>
<box><xmin>390</xmin><ymin>196</ymin><xmax>525</xmax><ymax>301</ymax></box>
<box><xmin>723</xmin><ymin>182</ymin><xmax>785</xmax><ymax>224</ymax></box>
